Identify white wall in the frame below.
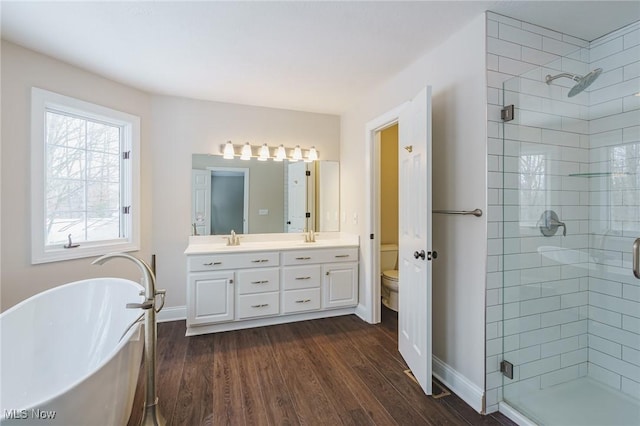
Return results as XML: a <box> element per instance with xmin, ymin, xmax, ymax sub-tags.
<box><xmin>0</xmin><ymin>40</ymin><xmax>153</xmax><ymax>310</ymax></box>
<box><xmin>0</xmin><ymin>41</ymin><xmax>340</xmax><ymax>314</ymax></box>
<box><xmin>150</xmin><ymin>95</ymin><xmax>340</xmax><ymax>313</ymax></box>
<box><xmin>340</xmin><ymin>14</ymin><xmax>488</xmax><ymax>405</ymax></box>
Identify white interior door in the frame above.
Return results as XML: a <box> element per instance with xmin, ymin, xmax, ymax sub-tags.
<box><xmin>287</xmin><ymin>162</ymin><xmax>308</xmax><ymax>232</ymax></box>
<box><xmin>191</xmin><ymin>169</ymin><xmax>211</xmax><ymax>235</ymax></box>
<box><xmin>398</xmin><ymin>86</ymin><xmax>433</xmax><ymax>395</ymax></box>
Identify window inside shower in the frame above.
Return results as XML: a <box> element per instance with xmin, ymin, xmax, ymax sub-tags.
<box><xmin>497</xmin><ymin>19</ymin><xmax>640</xmax><ymax>426</ymax></box>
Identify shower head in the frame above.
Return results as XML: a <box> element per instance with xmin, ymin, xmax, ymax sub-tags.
<box><xmin>545</xmin><ymin>68</ymin><xmax>603</xmax><ymax>97</ymax></box>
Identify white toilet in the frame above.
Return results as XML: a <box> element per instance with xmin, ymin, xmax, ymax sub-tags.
<box><xmin>380</xmin><ymin>244</ymin><xmax>400</xmax><ymax>311</ymax></box>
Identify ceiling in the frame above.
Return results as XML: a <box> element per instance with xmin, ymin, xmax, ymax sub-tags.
<box><xmin>2</xmin><ymin>1</ymin><xmax>639</xmax><ymax>114</ymax></box>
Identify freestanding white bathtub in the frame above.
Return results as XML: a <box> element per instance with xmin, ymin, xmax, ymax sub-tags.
<box><xmin>0</xmin><ymin>278</ymin><xmax>145</xmax><ymax>425</ymax></box>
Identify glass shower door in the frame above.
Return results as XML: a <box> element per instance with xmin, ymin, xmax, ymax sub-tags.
<box><xmin>500</xmin><ymin>53</ymin><xmax>640</xmax><ymax>425</ymax></box>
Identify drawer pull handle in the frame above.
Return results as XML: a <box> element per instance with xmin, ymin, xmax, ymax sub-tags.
<box><xmin>335</xmin><ymin>254</ymin><xmax>350</xmax><ymax>258</ymax></box>
<box><xmin>251</xmin><ymin>280</ymin><xmax>269</xmax><ymax>284</ymax></box>
<box><xmin>203</xmin><ymin>261</ymin><xmax>222</xmax><ymax>266</ymax></box>
<box><xmin>251</xmin><ymin>304</ymin><xmax>269</xmax><ymax>308</ymax></box>
<box><xmin>295</xmin><ymin>256</ymin><xmax>311</xmax><ymax>260</ymax></box>
<box><xmin>295</xmin><ymin>299</ymin><xmax>311</xmax><ymax>303</ymax></box>
<box><xmin>295</xmin><ymin>276</ymin><xmax>312</xmax><ymax>280</ymax></box>
<box><xmin>251</xmin><ymin>259</ymin><xmax>269</xmax><ymax>263</ymax></box>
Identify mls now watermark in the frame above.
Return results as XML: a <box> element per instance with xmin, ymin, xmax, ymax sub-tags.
<box><xmin>4</xmin><ymin>409</ymin><xmax>57</xmax><ymax>420</ymax></box>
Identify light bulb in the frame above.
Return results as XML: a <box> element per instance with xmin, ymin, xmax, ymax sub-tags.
<box><xmin>292</xmin><ymin>145</ymin><xmax>302</xmax><ymax>162</ymax></box>
<box><xmin>307</xmin><ymin>146</ymin><xmax>318</xmax><ymax>162</ymax></box>
<box><xmin>240</xmin><ymin>142</ymin><xmax>252</xmax><ymax>160</ymax></box>
<box><xmin>275</xmin><ymin>145</ymin><xmax>286</xmax><ymax>161</ymax></box>
<box><xmin>223</xmin><ymin>141</ymin><xmax>235</xmax><ymax>159</ymax></box>
<box><xmin>258</xmin><ymin>144</ymin><xmax>270</xmax><ymax>161</ymax></box>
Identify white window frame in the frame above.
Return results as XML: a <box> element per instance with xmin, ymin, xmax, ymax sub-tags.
<box><xmin>31</xmin><ymin>87</ymin><xmax>140</xmax><ymax>264</ymax></box>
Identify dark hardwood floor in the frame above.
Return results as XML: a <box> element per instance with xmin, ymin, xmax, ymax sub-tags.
<box><xmin>128</xmin><ymin>308</ymin><xmax>516</xmax><ymax>425</ymax></box>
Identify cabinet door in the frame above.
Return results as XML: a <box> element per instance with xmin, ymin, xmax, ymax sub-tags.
<box><xmin>187</xmin><ymin>271</ymin><xmax>234</xmax><ymax>326</ymax></box>
<box><xmin>322</xmin><ymin>263</ymin><xmax>358</xmax><ymax>309</ymax></box>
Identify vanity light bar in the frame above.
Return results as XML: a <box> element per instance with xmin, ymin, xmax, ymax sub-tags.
<box><xmin>219</xmin><ymin>141</ymin><xmax>319</xmax><ymax>162</ymax></box>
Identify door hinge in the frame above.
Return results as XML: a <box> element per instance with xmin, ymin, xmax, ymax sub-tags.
<box><xmin>122</xmin><ymin>206</ymin><xmax>131</xmax><ymax>214</ymax></box>
<box><xmin>122</xmin><ymin>151</ymin><xmax>131</xmax><ymax>160</ymax></box>
<box><xmin>501</xmin><ymin>105</ymin><xmax>515</xmax><ymax>122</ymax></box>
<box><xmin>500</xmin><ymin>360</ymin><xmax>514</xmax><ymax>379</ymax></box>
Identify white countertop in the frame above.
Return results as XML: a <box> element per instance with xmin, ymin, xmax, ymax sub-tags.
<box><xmin>184</xmin><ymin>232</ymin><xmax>359</xmax><ymax>255</ymax></box>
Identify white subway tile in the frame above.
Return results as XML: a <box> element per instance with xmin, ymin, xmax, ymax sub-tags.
<box><xmin>623</xmin><ymin>61</ymin><xmax>640</xmax><ymax>80</ymax></box>
<box><xmin>589</xmin><ymin>362</ymin><xmax>622</xmax><ymax>389</ymax></box>
<box><xmin>520</xmin><ymin>325</ymin><xmax>561</xmax><ymax>347</ymax></box>
<box><xmin>623</xmin><ymin>346</ymin><xmax>640</xmax><ymax>367</ymax></box>
<box><xmin>623</xmin><ymin>125</ymin><xmax>640</xmax><ymax>143</ymax></box>
<box><xmin>623</xmin><ymin>28</ymin><xmax>640</xmax><ymax>49</ymax></box>
<box><xmin>486</xmin><ymin>338</ymin><xmax>503</xmax><ymax>357</ymax></box>
<box><xmin>590</xmin><ymin>109</ymin><xmax>640</xmax><ymax>135</ymax></box>
<box><xmin>563</xmin><ymin>33</ymin><xmax>589</xmax><ymax>48</ymax></box>
<box><xmin>622</xmin><ymin>377</ymin><xmax>640</xmax><ymax>399</ymax></box>
<box><xmin>589</xmin><ymin>305</ymin><xmax>623</xmax><ymax>328</ymax></box>
<box><xmin>561</xmin><ymin>319</ymin><xmax>587</xmax><ymax>338</ymax></box>
<box><xmin>590</xmin><ymin>99</ymin><xmax>624</xmax><ymax>121</ymax></box>
<box><xmin>543</xmin><ymin>37</ymin><xmax>581</xmax><ymax>56</ymax></box>
<box><xmin>589</xmin><ymin>334</ymin><xmax>622</xmax><ymax>358</ymax></box>
<box><xmin>504</xmin><ymin>315</ymin><xmax>541</xmax><ymax>336</ymax></box>
<box><xmin>505</xmin><ymin>345</ymin><xmax>542</xmax><ymax>365</ymax></box>
<box><xmin>542</xmin><ymin>365</ymin><xmax>581</xmax><ymax>388</ymax></box>
<box><xmin>593</xmin><ymin>45</ymin><xmax>640</xmax><ymax>74</ymax></box>
<box><xmin>488</xmin><ymin>12</ymin><xmax>522</xmax><ymax>28</ymax></box>
<box><xmin>541</xmin><ymin>336</ymin><xmax>580</xmax><ymax>358</ymax></box>
<box><xmin>561</xmin><ymin>348</ymin><xmax>588</xmax><ymax>367</ymax></box>
<box><xmin>623</xmin><ymin>315</ymin><xmax>640</xmax><ymax>334</ymax></box>
<box><xmin>623</xmin><ymin>95</ymin><xmax>640</xmax><ymax>113</ymax></box>
<box><xmin>520</xmin><ymin>355</ymin><xmax>561</xmax><ymax>380</ymax></box>
<box><xmin>590</xmin><ymin>320</ymin><xmax>640</xmax><ymax>349</ymax></box>
<box><xmin>590</xmin><ymin>77</ymin><xmax>640</xmax><ymax>105</ymax></box>
<box><xmin>590</xmin><ymin>36</ymin><xmax>624</xmax><ymax>62</ymax></box>
<box><xmin>623</xmin><ymin>284</ymin><xmax>640</xmax><ymax>302</ymax></box>
<box><xmin>521</xmin><ymin>46</ymin><xmax>560</xmax><ymax>67</ymax></box>
<box><xmin>487</xmin><ymin>19</ymin><xmax>499</xmax><ymax>38</ymax></box>
<box><xmin>589</xmin><ymin>277</ymin><xmax>623</xmax><ymax>297</ymax></box>
<box><xmin>499</xmin><ymin>23</ymin><xmax>543</xmax><ymax>50</ymax></box>
<box><xmin>540</xmin><ymin>307</ymin><xmax>580</xmax><ymax>327</ymax></box>
<box><xmin>589</xmin><ymin>348</ymin><xmax>640</xmax><ymax>382</ymax></box>
<box><xmin>590</xmin><ymin>292</ymin><xmax>640</xmax><ymax>318</ymax></box>
<box><xmin>488</xmin><ymin>37</ymin><xmax>522</xmax><ymax>59</ymax></box>
<box><xmin>522</xmin><ymin>21</ymin><xmax>562</xmax><ymax>40</ymax></box>
<box><xmin>487</xmin><ymin>53</ymin><xmax>499</xmax><ymax>71</ymax></box>
<box><xmin>499</xmin><ymin>56</ymin><xmax>538</xmax><ymax>76</ymax></box>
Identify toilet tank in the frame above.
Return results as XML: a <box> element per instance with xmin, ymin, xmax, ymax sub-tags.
<box><xmin>380</xmin><ymin>244</ymin><xmax>398</xmax><ymax>271</ymax></box>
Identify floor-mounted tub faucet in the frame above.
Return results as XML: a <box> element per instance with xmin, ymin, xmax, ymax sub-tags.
<box><xmin>92</xmin><ymin>253</ymin><xmax>166</xmax><ymax>426</ymax></box>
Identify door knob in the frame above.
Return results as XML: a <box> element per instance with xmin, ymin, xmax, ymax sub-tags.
<box><xmin>414</xmin><ymin>250</ymin><xmax>426</xmax><ymax>260</ymax></box>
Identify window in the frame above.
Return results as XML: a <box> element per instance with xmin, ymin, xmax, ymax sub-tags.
<box><xmin>31</xmin><ymin>88</ymin><xmax>140</xmax><ymax>264</ymax></box>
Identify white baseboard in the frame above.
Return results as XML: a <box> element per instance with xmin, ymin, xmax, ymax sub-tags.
<box><xmin>355</xmin><ymin>303</ymin><xmax>371</xmax><ymax>323</ymax></box>
<box><xmin>157</xmin><ymin>305</ymin><xmax>186</xmax><ymax>323</ymax></box>
<box><xmin>432</xmin><ymin>356</ymin><xmax>484</xmax><ymax>413</ymax></box>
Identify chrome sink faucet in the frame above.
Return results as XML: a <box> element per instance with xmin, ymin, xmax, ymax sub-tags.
<box><xmin>92</xmin><ymin>253</ymin><xmax>166</xmax><ymax>426</ymax></box>
<box><xmin>304</xmin><ymin>229</ymin><xmax>316</xmax><ymax>243</ymax></box>
<box><xmin>227</xmin><ymin>229</ymin><xmax>240</xmax><ymax>246</ymax></box>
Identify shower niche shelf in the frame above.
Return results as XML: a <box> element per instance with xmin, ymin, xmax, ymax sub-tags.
<box><xmin>568</xmin><ymin>172</ymin><xmax>634</xmax><ymax>178</ymax></box>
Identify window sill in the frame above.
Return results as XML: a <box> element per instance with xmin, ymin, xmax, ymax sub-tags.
<box><xmin>31</xmin><ymin>241</ymin><xmax>139</xmax><ymax>265</ymax></box>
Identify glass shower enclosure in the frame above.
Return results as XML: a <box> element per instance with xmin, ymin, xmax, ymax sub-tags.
<box><xmin>499</xmin><ymin>21</ymin><xmax>640</xmax><ymax>425</ymax></box>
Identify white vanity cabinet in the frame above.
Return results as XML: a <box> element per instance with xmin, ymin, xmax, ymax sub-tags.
<box><xmin>185</xmin><ymin>237</ymin><xmax>359</xmax><ymax>336</ymax></box>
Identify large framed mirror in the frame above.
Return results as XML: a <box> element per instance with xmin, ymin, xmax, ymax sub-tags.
<box><xmin>191</xmin><ymin>154</ymin><xmax>339</xmax><ymax>235</ymax></box>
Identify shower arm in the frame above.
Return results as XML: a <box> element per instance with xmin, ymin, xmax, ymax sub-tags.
<box><xmin>545</xmin><ymin>73</ymin><xmax>581</xmax><ymax>84</ymax></box>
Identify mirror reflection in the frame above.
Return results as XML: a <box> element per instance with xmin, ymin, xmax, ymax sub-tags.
<box><xmin>192</xmin><ymin>154</ymin><xmax>339</xmax><ymax>235</ymax></box>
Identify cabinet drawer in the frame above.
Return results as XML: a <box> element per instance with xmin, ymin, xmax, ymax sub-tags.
<box><xmin>237</xmin><ymin>292</ymin><xmax>280</xmax><ymax>319</ymax></box>
<box><xmin>282</xmin><ymin>265</ymin><xmax>321</xmax><ymax>290</ymax></box>
<box><xmin>188</xmin><ymin>252</ymin><xmax>279</xmax><ymax>272</ymax></box>
<box><xmin>281</xmin><ymin>248</ymin><xmax>358</xmax><ymax>265</ymax></box>
<box><xmin>237</xmin><ymin>268</ymin><xmax>280</xmax><ymax>294</ymax></box>
<box><xmin>283</xmin><ymin>288</ymin><xmax>321</xmax><ymax>313</ymax></box>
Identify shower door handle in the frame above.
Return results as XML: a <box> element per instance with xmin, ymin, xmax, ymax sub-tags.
<box><xmin>633</xmin><ymin>238</ymin><xmax>640</xmax><ymax>279</ymax></box>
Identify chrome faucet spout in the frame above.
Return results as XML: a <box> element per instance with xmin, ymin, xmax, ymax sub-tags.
<box><xmin>92</xmin><ymin>253</ymin><xmax>166</xmax><ymax>426</ymax></box>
